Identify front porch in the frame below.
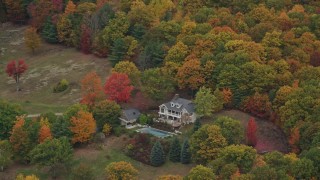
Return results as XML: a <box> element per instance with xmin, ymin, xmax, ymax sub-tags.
<box><xmin>158</xmin><ymin>116</ymin><xmax>182</xmax><ymax>127</ymax></box>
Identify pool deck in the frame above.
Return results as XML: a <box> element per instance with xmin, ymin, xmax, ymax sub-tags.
<box><xmin>136</xmin><ymin>127</ymin><xmax>176</xmax><ymax>138</ymax></box>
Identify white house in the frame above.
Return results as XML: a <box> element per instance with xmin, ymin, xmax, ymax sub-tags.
<box><xmin>158</xmin><ymin>94</ymin><xmax>196</xmax><ymax>127</ymax></box>
<box><xmin>119</xmin><ymin>108</ymin><xmax>141</xmax><ymax>127</ymax></box>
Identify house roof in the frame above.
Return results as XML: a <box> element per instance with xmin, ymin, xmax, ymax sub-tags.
<box><xmin>162</xmin><ymin>95</ymin><xmax>195</xmax><ymax>113</ymax></box>
<box><xmin>121</xmin><ymin>108</ymin><xmax>141</xmax><ymax>121</ymax></box>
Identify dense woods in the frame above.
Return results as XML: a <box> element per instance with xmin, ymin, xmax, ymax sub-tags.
<box><xmin>1</xmin><ymin>0</ymin><xmax>320</xmax><ymax>179</ymax></box>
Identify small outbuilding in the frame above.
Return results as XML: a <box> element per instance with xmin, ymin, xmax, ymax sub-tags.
<box><xmin>119</xmin><ymin>108</ymin><xmax>141</xmax><ymax>127</ymax></box>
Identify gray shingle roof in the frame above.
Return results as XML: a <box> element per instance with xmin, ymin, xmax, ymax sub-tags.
<box><xmin>122</xmin><ymin>108</ymin><xmax>141</xmax><ymax>121</ymax></box>
<box><xmin>163</xmin><ymin>95</ymin><xmax>195</xmax><ymax>113</ymax></box>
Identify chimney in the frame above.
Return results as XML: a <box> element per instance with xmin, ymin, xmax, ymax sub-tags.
<box><xmin>173</xmin><ymin>94</ymin><xmax>179</xmax><ymax>100</ymax></box>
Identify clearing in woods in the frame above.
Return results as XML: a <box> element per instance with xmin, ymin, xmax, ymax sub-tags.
<box><xmin>0</xmin><ymin>23</ymin><xmax>111</xmax><ymax>114</ymax></box>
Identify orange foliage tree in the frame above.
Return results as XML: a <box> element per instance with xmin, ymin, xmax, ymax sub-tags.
<box><xmin>70</xmin><ymin>111</ymin><xmax>96</xmax><ymax>144</ymax></box>
<box><xmin>222</xmin><ymin>88</ymin><xmax>233</xmax><ymax>107</ymax></box>
<box><xmin>80</xmin><ymin>72</ymin><xmax>104</xmax><ymax>109</ymax></box>
<box><xmin>9</xmin><ymin>116</ymin><xmax>26</xmax><ymax>152</ymax></box>
<box><xmin>9</xmin><ymin>116</ymin><xmax>31</xmax><ymax>160</ymax></box>
<box><xmin>176</xmin><ymin>58</ymin><xmax>205</xmax><ymax>90</ymax></box>
<box><xmin>38</xmin><ymin>124</ymin><xmax>53</xmax><ymax>143</ymax></box>
<box><xmin>64</xmin><ymin>0</ymin><xmax>76</xmax><ymax>15</ymax></box>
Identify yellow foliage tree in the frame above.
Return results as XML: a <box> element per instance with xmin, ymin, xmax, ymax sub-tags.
<box><xmin>190</xmin><ymin>124</ymin><xmax>227</xmax><ymax>163</ymax></box>
<box><xmin>56</xmin><ymin>15</ymin><xmax>74</xmax><ymax>46</ymax></box>
<box><xmin>24</xmin><ymin>27</ymin><xmax>41</xmax><ymax>54</ymax></box>
<box><xmin>16</xmin><ymin>174</ymin><xmax>39</xmax><ymax>180</ymax></box>
<box><xmin>70</xmin><ymin>110</ymin><xmax>96</xmax><ymax>144</ymax></box>
<box><xmin>102</xmin><ymin>123</ymin><xmax>112</xmax><ymax>136</ymax></box>
<box><xmin>112</xmin><ymin>61</ymin><xmax>141</xmax><ymax>86</ymax></box>
<box><xmin>65</xmin><ymin>0</ymin><xmax>76</xmax><ymax>15</ymax></box>
<box><xmin>158</xmin><ymin>175</ymin><xmax>183</xmax><ymax>180</ymax></box>
<box><xmin>106</xmin><ymin>161</ymin><xmax>138</xmax><ymax>180</ymax></box>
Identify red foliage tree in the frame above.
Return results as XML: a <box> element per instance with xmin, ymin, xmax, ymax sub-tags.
<box><xmin>289</xmin><ymin>127</ymin><xmax>300</xmax><ymax>154</ymax></box>
<box><xmin>241</xmin><ymin>92</ymin><xmax>272</xmax><ymax>119</ymax></box>
<box><xmin>6</xmin><ymin>59</ymin><xmax>28</xmax><ymax>91</ymax></box>
<box><xmin>52</xmin><ymin>0</ymin><xmax>64</xmax><ymax>13</ymax></box>
<box><xmin>310</xmin><ymin>51</ymin><xmax>320</xmax><ymax>67</ymax></box>
<box><xmin>247</xmin><ymin>117</ymin><xmax>258</xmax><ymax>147</ymax></box>
<box><xmin>27</xmin><ymin>0</ymin><xmax>53</xmax><ymax>29</ymax></box>
<box><xmin>80</xmin><ymin>25</ymin><xmax>91</xmax><ymax>54</ymax></box>
<box><xmin>104</xmin><ymin>73</ymin><xmax>134</xmax><ymax>103</ymax></box>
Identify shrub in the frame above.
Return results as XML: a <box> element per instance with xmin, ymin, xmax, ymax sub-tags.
<box><xmin>93</xmin><ymin>132</ymin><xmax>105</xmax><ymax>143</ymax></box>
<box><xmin>102</xmin><ymin>123</ymin><xmax>112</xmax><ymax>136</ymax></box>
<box><xmin>113</xmin><ymin>126</ymin><xmax>126</xmax><ymax>137</ymax></box>
<box><xmin>53</xmin><ymin>79</ymin><xmax>69</xmax><ymax>93</ymax></box>
<box><xmin>71</xmin><ymin>163</ymin><xmax>95</xmax><ymax>180</ymax></box>
<box><xmin>16</xmin><ymin>174</ymin><xmax>40</xmax><ymax>180</ymax></box>
<box><xmin>0</xmin><ymin>140</ymin><xmax>12</xmax><ymax>171</ymax></box>
<box><xmin>138</xmin><ymin>114</ymin><xmax>149</xmax><ymax>125</ymax></box>
<box><xmin>106</xmin><ymin>161</ymin><xmax>138</xmax><ymax>180</ymax></box>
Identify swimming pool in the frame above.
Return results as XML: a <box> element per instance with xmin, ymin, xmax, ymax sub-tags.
<box><xmin>136</xmin><ymin>127</ymin><xmax>174</xmax><ymax>138</ymax></box>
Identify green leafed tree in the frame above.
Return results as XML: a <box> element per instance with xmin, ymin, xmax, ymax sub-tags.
<box><xmin>29</xmin><ymin>137</ymin><xmax>73</xmax><ymax>177</ymax></box>
<box><xmin>92</xmin><ymin>100</ymin><xmax>121</xmax><ymax>130</ymax></box>
<box><xmin>217</xmin><ymin>145</ymin><xmax>257</xmax><ymax>173</ymax></box>
<box><xmin>0</xmin><ymin>140</ymin><xmax>12</xmax><ymax>171</ymax></box>
<box><xmin>0</xmin><ymin>100</ymin><xmax>24</xmax><ymax>140</ymax></box>
<box><xmin>187</xmin><ymin>165</ymin><xmax>216</xmax><ymax>180</ymax></box>
<box><xmin>141</xmin><ymin>68</ymin><xmax>174</xmax><ymax>101</ymax></box>
<box><xmin>169</xmin><ymin>137</ymin><xmax>181</xmax><ymax>162</ymax></box>
<box><xmin>213</xmin><ymin>116</ymin><xmax>244</xmax><ymax>144</ymax></box>
<box><xmin>194</xmin><ymin>87</ymin><xmax>223</xmax><ymax>117</ymax></box>
<box><xmin>150</xmin><ymin>141</ymin><xmax>165</xmax><ymax>167</ymax></box>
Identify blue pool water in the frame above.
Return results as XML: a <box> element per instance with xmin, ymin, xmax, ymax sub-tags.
<box><xmin>136</xmin><ymin>127</ymin><xmax>173</xmax><ymax>138</ymax></box>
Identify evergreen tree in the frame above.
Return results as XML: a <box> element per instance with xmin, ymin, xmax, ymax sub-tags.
<box><xmin>42</xmin><ymin>17</ymin><xmax>58</xmax><ymax>43</ymax></box>
<box><xmin>169</xmin><ymin>137</ymin><xmax>181</xmax><ymax>162</ymax></box>
<box><xmin>193</xmin><ymin>119</ymin><xmax>201</xmax><ymax>133</ymax></box>
<box><xmin>181</xmin><ymin>139</ymin><xmax>191</xmax><ymax>164</ymax></box>
<box><xmin>109</xmin><ymin>38</ymin><xmax>127</xmax><ymax>66</ymax></box>
<box><xmin>150</xmin><ymin>141</ymin><xmax>165</xmax><ymax>167</ymax></box>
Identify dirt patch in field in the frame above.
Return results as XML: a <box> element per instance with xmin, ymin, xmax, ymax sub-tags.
<box><xmin>213</xmin><ymin>110</ymin><xmax>289</xmax><ymax>153</ymax></box>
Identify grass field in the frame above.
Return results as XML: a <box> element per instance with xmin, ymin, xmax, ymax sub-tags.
<box><xmin>0</xmin><ymin>23</ymin><xmax>111</xmax><ymax>114</ymax></box>
<box><xmin>0</xmin><ymin>135</ymin><xmax>195</xmax><ymax>180</ymax></box>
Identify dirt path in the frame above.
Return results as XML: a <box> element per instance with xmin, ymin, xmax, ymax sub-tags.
<box><xmin>26</xmin><ymin>113</ymin><xmax>63</xmax><ymax>118</ymax></box>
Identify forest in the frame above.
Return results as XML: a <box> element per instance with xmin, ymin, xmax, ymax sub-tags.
<box><xmin>0</xmin><ymin>0</ymin><xmax>320</xmax><ymax>179</ymax></box>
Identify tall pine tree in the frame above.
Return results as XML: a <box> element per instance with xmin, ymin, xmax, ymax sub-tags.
<box><xmin>193</xmin><ymin>119</ymin><xmax>201</xmax><ymax>133</ymax></box>
<box><xmin>169</xmin><ymin>137</ymin><xmax>181</xmax><ymax>162</ymax></box>
<box><xmin>150</xmin><ymin>141</ymin><xmax>165</xmax><ymax>167</ymax></box>
<box><xmin>42</xmin><ymin>17</ymin><xmax>58</xmax><ymax>43</ymax></box>
<box><xmin>181</xmin><ymin>139</ymin><xmax>191</xmax><ymax>164</ymax></box>
<box><xmin>109</xmin><ymin>38</ymin><xmax>127</xmax><ymax>66</ymax></box>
